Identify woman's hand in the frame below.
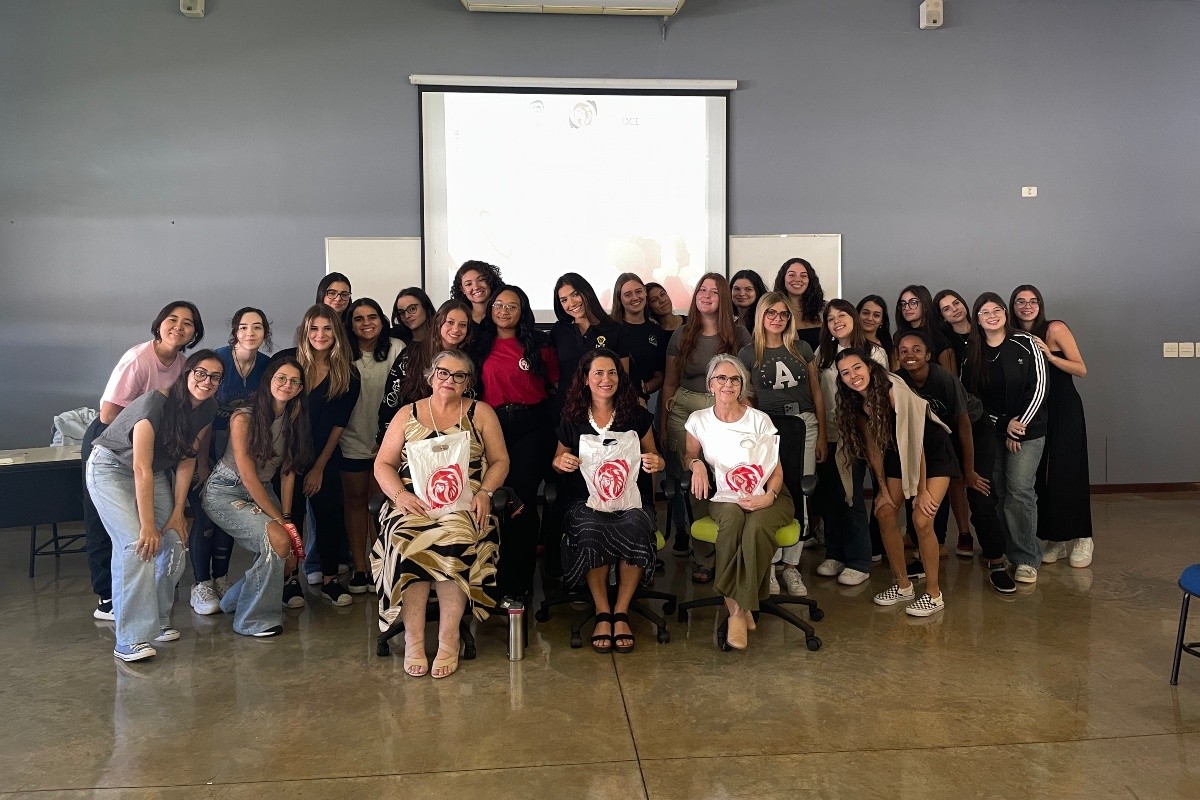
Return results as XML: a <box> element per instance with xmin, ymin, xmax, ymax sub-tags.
<box><xmin>1006</xmin><ymin>418</ymin><xmax>1026</xmax><ymax>440</ymax></box>
<box><xmin>640</xmin><ymin>452</ymin><xmax>664</xmax><ymax>474</ymax></box>
<box><xmin>736</xmin><ymin>492</ymin><xmax>773</xmax><ymax>512</ymax></box>
<box><xmin>164</xmin><ymin>511</ymin><xmax>189</xmax><ymax>547</ymax></box>
<box><xmin>391</xmin><ymin>489</ymin><xmax>429</xmax><ymax>516</ymax></box>
<box><xmin>815</xmin><ymin>439</ymin><xmax>828</xmax><ymax>464</ymax></box>
<box><xmin>1031</xmin><ymin>335</ymin><xmax>1051</xmax><ymax>356</ymax></box>
<box><xmin>690</xmin><ymin>461</ymin><xmax>710</xmax><ymax>500</ymax></box>
<box><xmin>915</xmin><ymin>490</ymin><xmax>940</xmax><ymax>518</ymax></box>
<box><xmin>303</xmin><ymin>470</ymin><xmax>323</xmax><ymax>497</ymax></box>
<box><xmin>554</xmin><ymin>451</ymin><xmax>580</xmax><ymax>473</ymax></box>
<box><xmin>874</xmin><ymin>490</ymin><xmax>896</xmax><ymax>514</ymax></box>
<box><xmin>470</xmin><ymin>491</ymin><xmax>491</xmax><ymax>525</ymax></box>
<box><xmin>1006</xmin><ymin>437</ymin><xmax>1022</xmax><ymax>453</ymax></box>
<box><xmin>135</xmin><ymin>525</ymin><xmax>162</xmax><ymax>561</ymax></box>
<box><xmin>965</xmin><ymin>469</ymin><xmax>990</xmax><ymax>495</ymax></box>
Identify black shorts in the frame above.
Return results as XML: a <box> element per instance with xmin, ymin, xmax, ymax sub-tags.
<box><xmin>883</xmin><ymin>424</ymin><xmax>961</xmax><ymax>481</ymax></box>
<box><xmin>340</xmin><ymin>456</ymin><xmax>375</xmax><ymax>474</ymax></box>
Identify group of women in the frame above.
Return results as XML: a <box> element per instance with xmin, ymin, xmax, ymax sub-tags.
<box><xmin>81</xmin><ymin>257</ymin><xmax>1091</xmax><ymax>666</ymax></box>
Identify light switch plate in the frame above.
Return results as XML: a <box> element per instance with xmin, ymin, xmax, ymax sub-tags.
<box><xmin>1179</xmin><ymin>342</ymin><xmax>1196</xmax><ymax>358</ymax></box>
<box><xmin>1164</xmin><ymin>342</ymin><xmax>1179</xmax><ymax>357</ymax></box>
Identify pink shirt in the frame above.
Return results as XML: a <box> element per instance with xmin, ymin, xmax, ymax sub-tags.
<box><xmin>101</xmin><ymin>340</ymin><xmax>185</xmax><ymax>408</ymax></box>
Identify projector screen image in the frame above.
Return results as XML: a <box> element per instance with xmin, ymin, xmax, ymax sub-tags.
<box><xmin>421</xmin><ymin>89</ymin><xmax>728</xmax><ymax>321</ymax></box>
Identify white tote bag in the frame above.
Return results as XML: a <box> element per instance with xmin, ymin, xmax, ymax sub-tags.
<box><xmin>404</xmin><ymin>430</ymin><xmax>473</xmax><ymax>518</ymax></box>
<box><xmin>708</xmin><ymin>432</ymin><xmax>780</xmax><ymax>504</ymax></box>
<box><xmin>578</xmin><ymin>430</ymin><xmax>643</xmax><ymax>513</ymax></box>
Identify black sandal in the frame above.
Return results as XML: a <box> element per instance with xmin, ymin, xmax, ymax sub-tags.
<box><xmin>612</xmin><ymin>612</ymin><xmax>635</xmax><ymax>654</ymax></box>
<box><xmin>591</xmin><ymin>612</ymin><xmax>614</xmax><ymax>653</ymax></box>
<box><xmin>691</xmin><ymin>565</ymin><xmax>715</xmax><ymax>584</ymax></box>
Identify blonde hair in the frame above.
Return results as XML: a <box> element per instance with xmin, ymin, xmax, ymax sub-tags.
<box><xmin>750</xmin><ymin>291</ymin><xmax>810</xmax><ymax>369</ymax></box>
<box><xmin>295</xmin><ymin>304</ymin><xmax>354</xmax><ymax>398</ymax></box>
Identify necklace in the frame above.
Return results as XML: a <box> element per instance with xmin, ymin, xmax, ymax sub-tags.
<box><xmin>588</xmin><ymin>405</ymin><xmax>615</xmax><ymax>439</ymax></box>
<box><xmin>234</xmin><ymin>348</ymin><xmax>256</xmax><ymax>379</ymax></box>
<box><xmin>428</xmin><ymin>397</ymin><xmax>463</xmax><ymax>433</ymax></box>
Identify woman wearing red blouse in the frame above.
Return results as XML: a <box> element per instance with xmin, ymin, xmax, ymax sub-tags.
<box><xmin>470</xmin><ymin>284</ymin><xmax>559</xmax><ymax>603</ymax></box>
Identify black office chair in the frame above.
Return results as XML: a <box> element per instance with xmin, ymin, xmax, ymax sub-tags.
<box><xmin>666</xmin><ymin>415</ymin><xmax>825</xmax><ymax>652</ymax></box>
<box><xmin>369</xmin><ymin>487</ymin><xmax>518</xmax><ymax>659</ymax></box>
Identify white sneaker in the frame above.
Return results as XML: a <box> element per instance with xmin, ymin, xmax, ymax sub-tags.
<box><xmin>816</xmin><ymin>559</ymin><xmax>845</xmax><ymax>577</ymax></box>
<box><xmin>905</xmin><ymin>592</ymin><xmax>945</xmax><ymax>617</ymax></box>
<box><xmin>1069</xmin><ymin>538</ymin><xmax>1094</xmax><ymax>568</ymax></box>
<box><xmin>214</xmin><ymin>575</ymin><xmax>233</xmax><ymax>597</ymax></box>
<box><xmin>154</xmin><ymin>626</ymin><xmax>181</xmax><ymax>642</ymax></box>
<box><xmin>1014</xmin><ymin>565</ymin><xmax>1038</xmax><ymax>584</ymax></box>
<box><xmin>1040</xmin><ymin>541</ymin><xmax>1069</xmax><ymax>564</ymax></box>
<box><xmin>873</xmin><ymin>583</ymin><xmax>915</xmax><ymax>606</ymax></box>
<box><xmin>837</xmin><ymin>567</ymin><xmax>871</xmax><ymax>586</ymax></box>
<box><xmin>870</xmin><ymin>553</ymin><xmax>883</xmax><ymax>564</ymax></box>
<box><xmin>781</xmin><ymin>566</ymin><xmax>807</xmax><ymax>597</ymax></box>
<box><xmin>190</xmin><ymin>581</ymin><xmax>221</xmax><ymax>615</ymax></box>
<box><xmin>768</xmin><ymin>568</ymin><xmax>781</xmax><ymax>596</ymax></box>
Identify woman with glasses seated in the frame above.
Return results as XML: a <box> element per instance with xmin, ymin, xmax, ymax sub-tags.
<box><xmin>372</xmin><ymin>350</ymin><xmax>510</xmax><ymax>678</ymax></box>
<box><xmin>86</xmin><ymin>350</ymin><xmax>221</xmax><ymax>661</ymax></box>
<box><xmin>552</xmin><ymin>349</ymin><xmax>664</xmax><ymax>654</ymax></box>
<box><xmin>202</xmin><ymin>355</ymin><xmax>312</xmax><ymax>638</ymax></box>
<box><xmin>683</xmin><ymin>354</ymin><xmax>792</xmax><ymax>651</ymax></box>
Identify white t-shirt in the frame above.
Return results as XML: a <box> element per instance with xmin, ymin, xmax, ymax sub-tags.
<box><xmin>340</xmin><ymin>338</ymin><xmax>404</xmax><ymax>460</ymax></box>
<box><xmin>684</xmin><ymin>405</ymin><xmax>777</xmax><ymax>474</ymax></box>
<box><xmin>819</xmin><ymin>343</ymin><xmax>890</xmax><ymax>443</ymax></box>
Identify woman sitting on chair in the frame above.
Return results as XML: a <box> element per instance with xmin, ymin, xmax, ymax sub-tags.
<box><xmin>371</xmin><ymin>350</ymin><xmax>509</xmax><ymax>679</ymax></box>
<box><xmin>683</xmin><ymin>354</ymin><xmax>793</xmax><ymax>651</ymax></box>
<box><xmin>552</xmin><ymin>348</ymin><xmax>665</xmax><ymax>654</ymax></box>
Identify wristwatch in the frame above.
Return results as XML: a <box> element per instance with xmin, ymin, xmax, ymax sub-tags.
<box><xmin>484</xmin><ymin>489</ymin><xmax>494</xmax><ymax>499</ymax></box>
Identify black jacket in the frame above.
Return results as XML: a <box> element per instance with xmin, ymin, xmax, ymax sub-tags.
<box><xmin>963</xmin><ymin>333</ymin><xmax>1047</xmax><ymax>442</ymax></box>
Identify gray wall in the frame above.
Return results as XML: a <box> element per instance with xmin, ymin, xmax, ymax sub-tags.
<box><xmin>2</xmin><ymin>0</ymin><xmax>1197</xmax><ymax>483</ymax></box>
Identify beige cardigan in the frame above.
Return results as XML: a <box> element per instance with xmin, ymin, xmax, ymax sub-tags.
<box><xmin>837</xmin><ymin>373</ymin><xmax>951</xmax><ymax>502</ymax></box>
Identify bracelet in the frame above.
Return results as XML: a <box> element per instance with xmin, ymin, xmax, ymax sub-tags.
<box><xmin>688</xmin><ymin>458</ymin><xmax>703</xmax><ymax>470</ymax></box>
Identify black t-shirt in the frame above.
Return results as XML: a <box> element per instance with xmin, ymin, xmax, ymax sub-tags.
<box><xmin>795</xmin><ymin>326</ymin><xmax>822</xmax><ymax>353</ymax></box>
<box><xmin>276</xmin><ymin>348</ymin><xmax>361</xmax><ymax>467</ymax></box>
<box><xmin>549</xmin><ymin>320</ymin><xmax>631</xmax><ymax>397</ymax></box>
<box><xmin>555</xmin><ymin>405</ymin><xmax>654</xmax><ymax>505</ymax></box>
<box><xmin>981</xmin><ymin>345</ymin><xmax>1007</xmax><ymax>418</ymax></box>
<box><xmin>619</xmin><ymin>319</ymin><xmax>666</xmax><ymax>389</ymax></box>
<box><xmin>945</xmin><ymin>330</ymin><xmax>970</xmax><ymax>376</ymax></box>
<box><xmin>899</xmin><ymin>364</ymin><xmax>967</xmax><ymax>430</ymax></box>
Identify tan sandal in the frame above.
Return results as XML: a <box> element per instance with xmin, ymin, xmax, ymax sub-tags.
<box><xmin>431</xmin><ymin>640</ymin><xmax>459</xmax><ymax>679</ymax></box>
<box><xmin>404</xmin><ymin>637</ymin><xmax>428</xmax><ymax>677</ymax></box>
<box><xmin>726</xmin><ymin>613</ymin><xmax>748</xmax><ymax>651</ymax></box>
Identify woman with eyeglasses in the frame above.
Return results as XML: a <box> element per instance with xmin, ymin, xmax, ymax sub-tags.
<box><xmin>553</xmin><ymin>349</ymin><xmax>663</xmax><ymax>654</ymax></box>
<box><xmin>683</xmin><ymin>354</ymin><xmax>792</xmax><ymax>650</ymax></box>
<box><xmin>86</xmin><ymin>350</ymin><xmax>221</xmax><ymax>661</ymax></box>
<box><xmin>316</xmin><ymin>273</ymin><xmax>353</xmax><ymax>317</ymax></box>
<box><xmin>895</xmin><ymin>285</ymin><xmax>955</xmax><ymax>375</ymax></box>
<box><xmin>390</xmin><ymin>287</ymin><xmax>436</xmax><ymax>347</ymax></box>
<box><xmin>611</xmin><ymin>273</ymin><xmax>666</xmax><ymax>405</ymax></box>
<box><xmin>469</xmin><ymin>284</ymin><xmax>558</xmax><ymax>603</ymax></box>
<box><xmin>83</xmin><ymin>301</ymin><xmax>205</xmax><ymax>623</ymax></box>
<box><xmin>772</xmin><ymin>258</ymin><xmax>825</xmax><ymax>352</ymax></box>
<box><xmin>834</xmin><ymin>348</ymin><xmax>958</xmax><ymax>617</ymax></box>
<box><xmin>276</xmin><ymin>305</ymin><xmax>361</xmax><ymax>607</ymax></box>
<box><xmin>961</xmin><ymin>293</ymin><xmax>1047</xmax><ymax>585</ymax></box>
<box><xmin>856</xmin><ymin>295</ymin><xmax>894</xmax><ymax>362</ymax></box>
<box><xmin>451</xmin><ymin>260</ymin><xmax>503</xmax><ymax>326</ymax></box>
<box><xmin>730</xmin><ymin>269</ymin><xmax>768</xmax><ymax>332</ymax></box>
<box><xmin>660</xmin><ymin>274</ymin><xmax>751</xmax><ymax>565</ymax></box>
<box><xmin>373</xmin><ymin>350</ymin><xmax>509</xmax><ymax>678</ymax></box>
<box><xmin>339</xmin><ymin>299</ymin><xmax>404</xmax><ymax>594</ymax></box>
<box><xmin>1009</xmin><ymin>284</ymin><xmax>1093</xmax><ymax>568</ymax></box>
<box><xmin>812</xmin><ymin>300</ymin><xmax>890</xmax><ymax>586</ymax></box>
<box><xmin>738</xmin><ymin>292</ymin><xmax>826</xmax><ymax>597</ymax></box>
<box><xmin>189</xmin><ymin>307</ymin><xmax>272</xmax><ymax>617</ymax></box>
<box><xmin>201</xmin><ymin>355</ymin><xmax>312</xmax><ymax>638</ymax></box>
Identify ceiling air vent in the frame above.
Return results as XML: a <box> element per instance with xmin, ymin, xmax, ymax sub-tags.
<box><xmin>461</xmin><ymin>1</ymin><xmax>685</xmax><ymax>15</ymax></box>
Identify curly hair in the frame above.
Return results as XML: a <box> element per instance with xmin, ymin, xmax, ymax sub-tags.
<box><xmin>833</xmin><ymin>348</ymin><xmax>894</xmax><ymax>463</ymax></box>
<box><xmin>159</xmin><ymin>349</ymin><xmax>221</xmax><ymax>464</ymax></box>
<box><xmin>560</xmin><ymin>348</ymin><xmax>641</xmax><ymax>426</ymax></box>
<box><xmin>245</xmin><ymin>354</ymin><xmax>312</xmax><ymax>476</ymax></box>
<box><xmin>451</xmin><ymin>260</ymin><xmax>503</xmax><ymax>305</ymax></box>
<box><xmin>772</xmin><ymin>258</ymin><xmax>825</xmax><ymax>324</ymax></box>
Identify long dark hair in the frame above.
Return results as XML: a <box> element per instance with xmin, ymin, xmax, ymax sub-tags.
<box><xmin>773</xmin><ymin>258</ymin><xmax>824</xmax><ymax>324</ymax></box>
<box><xmin>346</xmin><ymin>298</ymin><xmax>393</xmax><ymax>362</ymax></box>
<box><xmin>963</xmin><ymin>292</ymin><xmax>1013</xmax><ymax>395</ymax></box>
<box><xmin>644</xmin><ymin>281</ymin><xmax>678</xmax><ymax>326</ymax></box>
<box><xmin>390</xmin><ymin>287</ymin><xmax>436</xmax><ymax>342</ymax></box>
<box><xmin>895</xmin><ymin>284</ymin><xmax>939</xmax><ymax>340</ymax></box>
<box><xmin>730</xmin><ymin>269</ymin><xmax>768</xmax><ymax>331</ymax></box>
<box><xmin>677</xmin><ymin>273</ymin><xmax>739</xmax><ymax>366</ymax></box>
<box><xmin>470</xmin><ymin>284</ymin><xmax>549</xmax><ymax>380</ymax></box>
<box><xmin>1009</xmin><ymin>284</ymin><xmax>1049</xmax><ymax>339</ymax></box>
<box><xmin>226</xmin><ymin>307</ymin><xmax>273</xmax><ymax>351</ymax></box>
<box><xmin>856</xmin><ymin>294</ymin><xmax>893</xmax><ymax>356</ymax></box>
<box><xmin>246</xmin><ymin>355</ymin><xmax>313</xmax><ymax>476</ymax></box>
<box><xmin>159</xmin><ymin>349</ymin><xmax>221</xmax><ymax>463</ymax></box>
<box><xmin>833</xmin><ymin>348</ymin><xmax>893</xmax><ymax>462</ymax></box>
<box><xmin>818</xmin><ymin>299</ymin><xmax>871</xmax><ymax>370</ymax></box>
<box><xmin>933</xmin><ymin>289</ymin><xmax>970</xmax><ymax>335</ymax></box>
<box><xmin>451</xmin><ymin>260</ymin><xmax>503</xmax><ymax>304</ymax></box>
<box><xmin>151</xmin><ymin>301</ymin><xmax>205</xmax><ymax>351</ymax></box>
<box><xmin>401</xmin><ymin>299</ymin><xmax>474</xmax><ymax>403</ymax></box>
<box><xmin>553</xmin><ymin>272</ymin><xmax>616</xmax><ymax>327</ymax></box>
<box><xmin>561</xmin><ymin>348</ymin><xmax>641</xmax><ymax>426</ymax></box>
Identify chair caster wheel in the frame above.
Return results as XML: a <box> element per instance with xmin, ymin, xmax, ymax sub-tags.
<box><xmin>657</xmin><ymin>629</ymin><xmax>671</xmax><ymax>644</ymax></box>
<box><xmin>717</xmin><ymin>636</ymin><xmax>731</xmax><ymax>652</ymax></box>
<box><xmin>677</xmin><ymin>609</ymin><xmax>689</xmax><ymax>622</ymax></box>
<box><xmin>806</xmin><ymin>636</ymin><xmax>822</xmax><ymax>651</ymax></box>
<box><xmin>570</xmin><ymin>635</ymin><xmax>583</xmax><ymax>649</ymax></box>
<box><xmin>663</xmin><ymin>600</ymin><xmax>677</xmax><ymax>615</ymax></box>
<box><xmin>810</xmin><ymin>608</ymin><xmax>824</xmax><ymax>622</ymax></box>
<box><xmin>377</xmin><ymin>641</ymin><xmax>390</xmax><ymax>657</ymax></box>
<box><xmin>534</xmin><ymin>609</ymin><xmax>550</xmax><ymax>623</ymax></box>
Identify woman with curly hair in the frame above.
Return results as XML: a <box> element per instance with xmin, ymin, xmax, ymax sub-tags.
<box><xmin>451</xmin><ymin>260</ymin><xmax>503</xmax><ymax>326</ymax></box>
<box><xmin>773</xmin><ymin>258</ymin><xmax>824</xmax><ymax>351</ymax></box>
<box><xmin>835</xmin><ymin>348</ymin><xmax>958</xmax><ymax>617</ymax></box>
<box><xmin>552</xmin><ymin>349</ymin><xmax>664</xmax><ymax>653</ymax></box>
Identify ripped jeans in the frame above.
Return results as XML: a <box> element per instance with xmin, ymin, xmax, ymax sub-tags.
<box><xmin>201</xmin><ymin>462</ymin><xmax>286</xmax><ymax>635</ymax></box>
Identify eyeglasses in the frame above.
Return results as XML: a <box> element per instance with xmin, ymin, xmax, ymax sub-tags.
<box><xmin>711</xmin><ymin>375</ymin><xmax>743</xmax><ymax>386</ymax></box>
<box><xmin>191</xmin><ymin>368</ymin><xmax>223</xmax><ymax>385</ymax></box>
<box><xmin>397</xmin><ymin>304</ymin><xmax>423</xmax><ymax>318</ymax></box>
<box><xmin>433</xmin><ymin>367</ymin><xmax>469</xmax><ymax>384</ymax></box>
<box><xmin>977</xmin><ymin>308</ymin><xmax>1005</xmax><ymax>319</ymax></box>
<box><xmin>273</xmin><ymin>375</ymin><xmax>303</xmax><ymax>388</ymax></box>
<box><xmin>492</xmin><ymin>302</ymin><xmax>520</xmax><ymax>313</ymax></box>
<box><xmin>323</xmin><ymin>289</ymin><xmax>352</xmax><ymax>301</ymax></box>
<box><xmin>899</xmin><ymin>298</ymin><xmax>921</xmax><ymax>309</ymax></box>
<box><xmin>1014</xmin><ymin>299</ymin><xmax>1040</xmax><ymax>308</ymax></box>
<box><xmin>764</xmin><ymin>309</ymin><xmax>792</xmax><ymax>321</ymax></box>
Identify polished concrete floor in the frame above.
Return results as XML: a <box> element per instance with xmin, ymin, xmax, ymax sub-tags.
<box><xmin>3</xmin><ymin>492</ymin><xmax>1200</xmax><ymax>799</ymax></box>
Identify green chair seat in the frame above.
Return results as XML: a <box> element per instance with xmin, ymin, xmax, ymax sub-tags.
<box><xmin>690</xmin><ymin>517</ymin><xmax>801</xmax><ymax>548</ymax></box>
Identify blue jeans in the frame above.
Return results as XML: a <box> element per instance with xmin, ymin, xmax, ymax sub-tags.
<box><xmin>85</xmin><ymin>447</ymin><xmax>185</xmax><ymax>647</ymax></box>
<box><xmin>201</xmin><ymin>462</ymin><xmax>286</xmax><ymax>635</ymax></box>
<box><xmin>992</xmin><ymin>435</ymin><xmax>1046</xmax><ymax>569</ymax></box>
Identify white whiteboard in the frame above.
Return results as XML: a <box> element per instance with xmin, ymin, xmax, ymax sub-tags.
<box><xmin>728</xmin><ymin>234</ymin><xmax>842</xmax><ymax>301</ymax></box>
<box><xmin>324</xmin><ymin>237</ymin><xmax>423</xmax><ymax>310</ymax></box>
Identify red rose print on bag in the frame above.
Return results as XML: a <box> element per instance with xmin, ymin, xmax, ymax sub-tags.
<box><xmin>578</xmin><ymin>430</ymin><xmax>643</xmax><ymax>513</ymax></box>
<box><xmin>427</xmin><ymin>464</ymin><xmax>464</xmax><ymax>509</ymax></box>
<box><xmin>594</xmin><ymin>459</ymin><xmax>629</xmax><ymax>502</ymax></box>
<box><xmin>725</xmin><ymin>463</ymin><xmax>764</xmax><ymax>495</ymax></box>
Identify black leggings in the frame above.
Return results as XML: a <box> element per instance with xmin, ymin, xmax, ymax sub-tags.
<box><xmin>495</xmin><ymin>403</ymin><xmax>554</xmax><ymax>598</ymax></box>
<box><xmin>288</xmin><ymin>458</ymin><xmax>347</xmax><ymax>577</ymax></box>
<box><xmin>81</xmin><ymin>418</ymin><xmax>111</xmax><ymax>599</ymax></box>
